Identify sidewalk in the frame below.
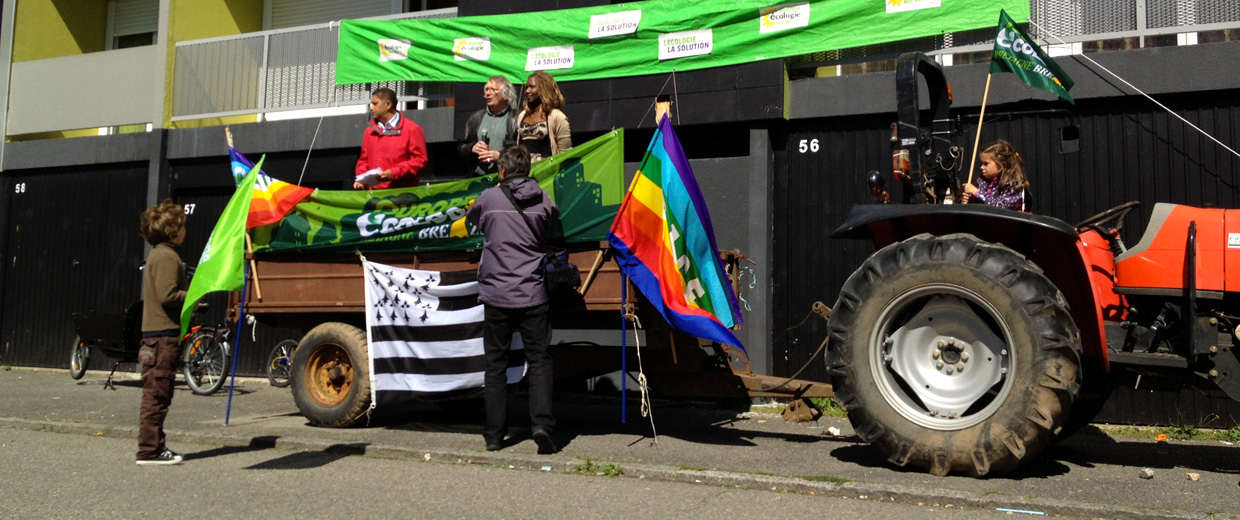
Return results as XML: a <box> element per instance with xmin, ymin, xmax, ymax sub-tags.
<box><xmin>2</xmin><ymin>366</ymin><xmax>1237</xmax><ymax>519</ymax></box>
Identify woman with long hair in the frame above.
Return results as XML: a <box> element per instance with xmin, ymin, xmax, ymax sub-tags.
<box><xmin>516</xmin><ymin>71</ymin><xmax>572</xmax><ymax>162</ymax></box>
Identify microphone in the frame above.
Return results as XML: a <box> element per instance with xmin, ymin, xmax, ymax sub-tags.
<box><xmin>478</xmin><ymin>128</ymin><xmax>490</xmax><ymax>164</ymax></box>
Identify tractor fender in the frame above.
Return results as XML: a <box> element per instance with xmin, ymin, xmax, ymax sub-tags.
<box><xmin>832</xmin><ymin>204</ymin><xmax>1110</xmax><ymax>374</ymax></box>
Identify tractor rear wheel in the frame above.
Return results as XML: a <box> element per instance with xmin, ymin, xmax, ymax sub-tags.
<box><xmin>291</xmin><ymin>322</ymin><xmax>371</xmax><ymax>427</ymax></box>
<box><xmin>827</xmin><ymin>233</ymin><xmax>1081</xmax><ymax>476</ymax></box>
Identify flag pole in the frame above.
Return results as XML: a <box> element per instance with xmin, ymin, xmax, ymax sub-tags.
<box><xmin>620</xmin><ymin>275</ymin><xmax>628</xmax><ymax>424</ymax></box>
<box><xmin>224</xmin><ymin>263</ymin><xmax>251</xmax><ymax>426</ymax></box>
<box><xmin>966</xmin><ymin>73</ymin><xmax>993</xmax><ymax>186</ymax></box>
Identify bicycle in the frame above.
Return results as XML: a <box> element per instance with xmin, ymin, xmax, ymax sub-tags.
<box><xmin>265</xmin><ymin>339</ymin><xmax>298</xmax><ymax>388</ymax></box>
<box><xmin>180</xmin><ymin>321</ymin><xmax>233</xmax><ymax>396</ymax></box>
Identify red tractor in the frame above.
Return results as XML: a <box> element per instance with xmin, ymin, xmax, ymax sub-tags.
<box><xmin>827</xmin><ymin>53</ymin><xmax>1240</xmax><ymax>476</ymax></box>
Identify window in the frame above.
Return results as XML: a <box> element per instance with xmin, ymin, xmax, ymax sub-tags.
<box><xmin>107</xmin><ymin>0</ymin><xmax>158</xmax><ymax>50</ymax></box>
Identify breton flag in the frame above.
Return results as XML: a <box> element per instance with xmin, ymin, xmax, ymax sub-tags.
<box><xmin>363</xmin><ymin>261</ymin><xmax>526</xmax><ymax>407</ymax></box>
<box><xmin>228</xmin><ymin>147</ymin><xmax>315</xmax><ymax>228</ymax></box>
<box><xmin>607</xmin><ymin>115</ymin><xmax>745</xmax><ymax>351</ymax></box>
<box><xmin>990</xmin><ymin>9</ymin><xmax>1075</xmax><ymax>104</ymax></box>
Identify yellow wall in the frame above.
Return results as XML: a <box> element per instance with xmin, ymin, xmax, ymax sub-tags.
<box><xmin>165</xmin><ymin>0</ymin><xmax>265</xmax><ymax>129</ymax></box>
<box><xmin>13</xmin><ymin>0</ymin><xmax>107</xmax><ymax>62</ymax></box>
<box><xmin>8</xmin><ymin>128</ymin><xmax>101</xmax><ymax>141</ymax></box>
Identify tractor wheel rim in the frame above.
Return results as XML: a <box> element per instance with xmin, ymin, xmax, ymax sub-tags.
<box><xmin>870</xmin><ymin>284</ymin><xmax>1014</xmax><ymax>430</ymax></box>
<box><xmin>304</xmin><ymin>343</ymin><xmax>353</xmax><ymax>408</ymax></box>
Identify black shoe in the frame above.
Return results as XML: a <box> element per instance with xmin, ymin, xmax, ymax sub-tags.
<box><xmin>136</xmin><ymin>448</ymin><xmax>183</xmax><ymax>466</ymax></box>
<box><xmin>485</xmin><ymin>441</ymin><xmax>503</xmax><ymax>452</ymax></box>
<box><xmin>532</xmin><ymin>429</ymin><xmax>558</xmax><ymax>454</ymax></box>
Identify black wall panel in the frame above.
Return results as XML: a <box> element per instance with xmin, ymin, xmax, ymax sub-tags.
<box><xmin>1</xmin><ymin>163</ymin><xmax>148</xmax><ymax>369</ymax></box>
<box><xmin>774</xmin><ymin>88</ymin><xmax>1240</xmax><ymax>423</ymax></box>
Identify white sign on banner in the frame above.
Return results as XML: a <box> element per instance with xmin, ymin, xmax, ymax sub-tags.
<box><xmin>658</xmin><ymin>29</ymin><xmax>713</xmax><ymax>61</ymax></box>
<box><xmin>526</xmin><ymin>45</ymin><xmax>575</xmax><ymax>71</ymax></box>
<box><xmin>452</xmin><ymin>37</ymin><xmax>491</xmax><ymax>61</ymax></box>
<box><xmin>759</xmin><ymin>3</ymin><xmax>810</xmax><ymax>34</ymax></box>
<box><xmin>589</xmin><ymin>10</ymin><xmax>642</xmax><ymax>39</ymax></box>
<box><xmin>885</xmin><ymin>0</ymin><xmax>941</xmax><ymax>14</ymax></box>
<box><xmin>378</xmin><ymin>39</ymin><xmax>411</xmax><ymax>61</ymax></box>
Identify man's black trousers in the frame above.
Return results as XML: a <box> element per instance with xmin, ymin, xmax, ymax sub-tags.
<box><xmin>482</xmin><ymin>303</ymin><xmax>554</xmax><ymax>444</ymax></box>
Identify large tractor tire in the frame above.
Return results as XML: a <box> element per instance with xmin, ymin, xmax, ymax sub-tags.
<box><xmin>826</xmin><ymin>233</ymin><xmax>1081</xmax><ymax>476</ymax></box>
<box><xmin>291</xmin><ymin>322</ymin><xmax>371</xmax><ymax>428</ymax></box>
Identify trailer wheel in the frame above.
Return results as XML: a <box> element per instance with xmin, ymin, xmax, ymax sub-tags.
<box><xmin>827</xmin><ymin>233</ymin><xmax>1081</xmax><ymax>476</ymax></box>
<box><xmin>291</xmin><ymin>322</ymin><xmax>371</xmax><ymax>427</ymax></box>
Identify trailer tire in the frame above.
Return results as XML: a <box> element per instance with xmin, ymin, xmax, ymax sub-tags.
<box><xmin>827</xmin><ymin>233</ymin><xmax>1081</xmax><ymax>476</ymax></box>
<box><xmin>292</xmin><ymin>322</ymin><xmax>371</xmax><ymax>428</ymax></box>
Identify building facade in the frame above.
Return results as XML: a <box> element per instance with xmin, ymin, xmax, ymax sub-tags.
<box><xmin>1</xmin><ymin>0</ymin><xmax>1237</xmax><ymax>424</ymax></box>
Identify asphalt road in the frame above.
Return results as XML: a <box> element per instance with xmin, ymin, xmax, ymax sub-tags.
<box><xmin>0</xmin><ymin>428</ymin><xmax>1008</xmax><ymax>519</ymax></box>
<box><xmin>2</xmin><ymin>367</ymin><xmax>1238</xmax><ymax>520</ymax></box>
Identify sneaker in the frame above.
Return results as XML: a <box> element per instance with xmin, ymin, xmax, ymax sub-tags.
<box><xmin>532</xmin><ymin>429</ymin><xmax>558</xmax><ymax>455</ymax></box>
<box><xmin>136</xmin><ymin>448</ymin><xmax>184</xmax><ymax>466</ymax></box>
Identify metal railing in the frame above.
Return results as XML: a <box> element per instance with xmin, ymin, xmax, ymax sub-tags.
<box><xmin>172</xmin><ymin>8</ymin><xmax>456</xmax><ymax>122</ymax></box>
<box><xmin>787</xmin><ymin>0</ymin><xmax>1240</xmax><ymax>70</ymax></box>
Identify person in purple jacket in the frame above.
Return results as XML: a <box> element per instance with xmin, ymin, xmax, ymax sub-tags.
<box><xmin>961</xmin><ymin>140</ymin><xmax>1031</xmax><ymax>211</ymax></box>
<box><xmin>465</xmin><ymin>146</ymin><xmax>563</xmax><ymax>454</ymax></box>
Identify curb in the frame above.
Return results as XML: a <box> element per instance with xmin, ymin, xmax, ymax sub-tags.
<box><xmin>1</xmin><ymin>416</ymin><xmax>1231</xmax><ymax>520</ymax></box>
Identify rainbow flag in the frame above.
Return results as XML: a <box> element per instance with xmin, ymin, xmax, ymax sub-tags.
<box><xmin>608</xmin><ymin>115</ymin><xmax>744</xmax><ymax>351</ymax></box>
<box><xmin>229</xmin><ymin>147</ymin><xmax>315</xmax><ymax>228</ymax></box>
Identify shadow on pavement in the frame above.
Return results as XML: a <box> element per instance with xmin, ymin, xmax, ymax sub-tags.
<box><xmin>1048</xmin><ymin>431</ymin><xmax>1240</xmax><ymax>474</ymax></box>
<box><xmin>184</xmin><ymin>435</ymin><xmax>281</xmax><ymax>461</ymax></box>
<box><xmin>244</xmin><ymin>443</ymin><xmax>370</xmax><ymax>470</ymax></box>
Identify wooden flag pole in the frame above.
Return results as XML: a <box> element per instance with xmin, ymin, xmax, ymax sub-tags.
<box><xmin>244</xmin><ymin>232</ymin><xmax>263</xmax><ymax>301</ymax></box>
<box><xmin>966</xmin><ymin>73</ymin><xmax>994</xmax><ymax>186</ymax></box>
<box><xmin>227</xmin><ymin>126</ymin><xmax>262</xmax><ymax>301</ymax></box>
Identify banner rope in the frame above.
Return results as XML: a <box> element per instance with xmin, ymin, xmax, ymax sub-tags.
<box><xmin>1026</xmin><ymin>18</ymin><xmax>1240</xmax><ymax>161</ymax></box>
<box><xmin>736</xmin><ymin>265</ymin><xmax>756</xmax><ymax>311</ymax></box>
<box><xmin>624</xmin><ymin>310</ymin><xmax>658</xmax><ymax>447</ymax></box>
<box><xmin>637</xmin><ymin>72</ymin><xmax>676</xmax><ymax>128</ymax></box>
<box><xmin>246</xmin><ymin>313</ymin><xmax>258</xmax><ymax>343</ymax></box>
<box><xmin>297</xmin><ymin>22</ymin><xmax>342</xmax><ymax>186</ymax></box>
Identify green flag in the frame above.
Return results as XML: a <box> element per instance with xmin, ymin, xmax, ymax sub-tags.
<box><xmin>180</xmin><ymin>158</ymin><xmax>262</xmax><ymax>335</ymax></box>
<box><xmin>990</xmin><ymin>9</ymin><xmax>1074</xmax><ymax>104</ymax></box>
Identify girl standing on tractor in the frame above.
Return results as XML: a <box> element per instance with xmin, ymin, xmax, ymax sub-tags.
<box><xmin>961</xmin><ymin>140</ymin><xmax>1030</xmax><ymax>211</ymax></box>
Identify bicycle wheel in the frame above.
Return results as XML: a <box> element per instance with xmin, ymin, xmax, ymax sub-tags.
<box><xmin>266</xmin><ymin>339</ymin><xmax>297</xmax><ymax>388</ymax></box>
<box><xmin>181</xmin><ymin>330</ymin><xmax>231</xmax><ymax>396</ymax></box>
<box><xmin>69</xmin><ymin>336</ymin><xmax>90</xmax><ymax>380</ymax></box>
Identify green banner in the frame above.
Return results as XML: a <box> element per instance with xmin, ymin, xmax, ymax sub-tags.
<box><xmin>337</xmin><ymin>0</ymin><xmax>1031</xmax><ymax>84</ymax></box>
<box><xmin>252</xmin><ymin>130</ymin><xmax>624</xmax><ymax>253</ymax></box>
<box><xmin>990</xmin><ymin>9</ymin><xmax>1074</xmax><ymax>103</ymax></box>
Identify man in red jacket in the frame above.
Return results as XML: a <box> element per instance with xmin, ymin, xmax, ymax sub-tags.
<box><xmin>354</xmin><ymin>87</ymin><xmax>427</xmax><ymax>190</ymax></box>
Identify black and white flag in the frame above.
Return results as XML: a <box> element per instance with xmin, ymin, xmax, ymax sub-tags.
<box><xmin>364</xmin><ymin>261</ymin><xmax>525</xmax><ymax>407</ymax></box>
